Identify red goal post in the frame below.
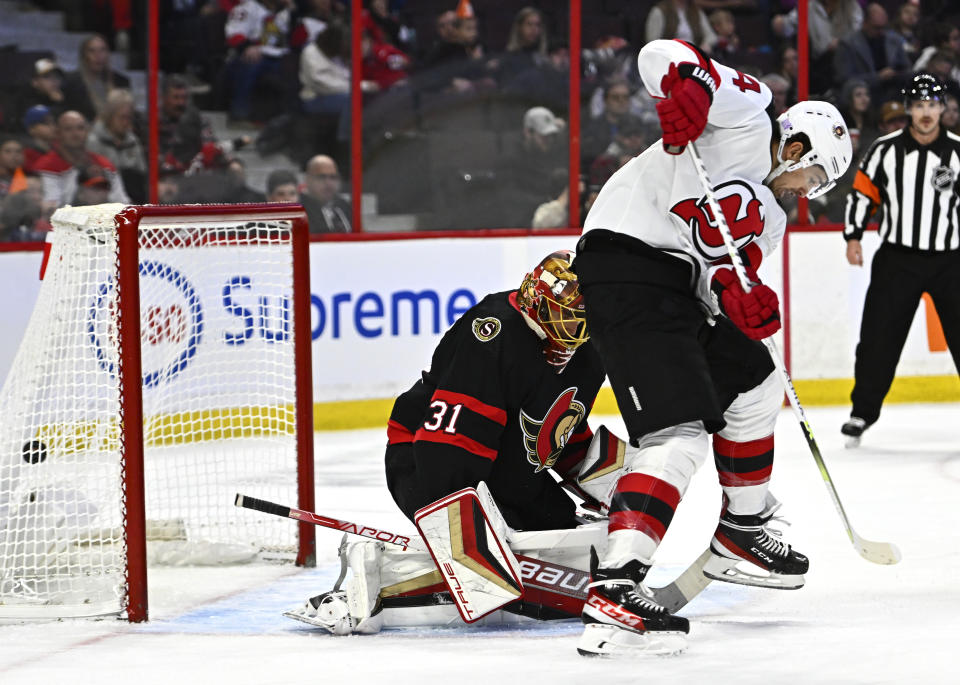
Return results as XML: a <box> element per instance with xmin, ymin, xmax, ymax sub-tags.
<box><xmin>0</xmin><ymin>203</ymin><xmax>315</xmax><ymax>622</ymax></box>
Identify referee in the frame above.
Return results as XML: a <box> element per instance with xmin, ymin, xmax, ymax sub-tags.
<box><xmin>842</xmin><ymin>73</ymin><xmax>960</xmax><ymax>446</ymax></box>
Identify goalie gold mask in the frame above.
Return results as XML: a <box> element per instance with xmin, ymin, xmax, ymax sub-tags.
<box><xmin>517</xmin><ymin>250</ymin><xmax>589</xmax><ymax>372</ymax></box>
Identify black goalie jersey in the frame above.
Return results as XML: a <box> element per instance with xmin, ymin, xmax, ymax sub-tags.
<box><xmin>385</xmin><ymin>290</ymin><xmax>606</xmax><ymax>531</ymax></box>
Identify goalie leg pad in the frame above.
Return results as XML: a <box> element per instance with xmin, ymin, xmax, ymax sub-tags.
<box><xmin>283</xmin><ymin>538</ymin><xmax>386</xmax><ymax>635</ymax></box>
<box><xmin>414</xmin><ymin>484</ymin><xmax>524</xmax><ymax>623</ymax></box>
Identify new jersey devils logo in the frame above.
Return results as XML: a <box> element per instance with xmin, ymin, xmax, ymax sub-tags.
<box><xmin>519</xmin><ymin>388</ymin><xmax>585</xmax><ymax>472</ymax></box>
<box><xmin>670</xmin><ymin>180</ymin><xmax>766</xmax><ymax>261</ymax></box>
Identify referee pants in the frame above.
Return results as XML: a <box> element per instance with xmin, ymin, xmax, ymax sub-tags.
<box><xmin>852</xmin><ymin>244</ymin><xmax>960</xmax><ymax>424</ymax></box>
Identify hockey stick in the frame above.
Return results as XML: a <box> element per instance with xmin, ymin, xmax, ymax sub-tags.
<box><xmin>686</xmin><ymin>142</ymin><xmax>901</xmax><ymax>565</ymax></box>
<box><xmin>235</xmin><ymin>494</ymin><xmax>712</xmax><ymax>612</ymax></box>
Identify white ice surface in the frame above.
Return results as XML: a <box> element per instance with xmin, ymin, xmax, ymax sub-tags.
<box><xmin>1</xmin><ymin>403</ymin><xmax>957</xmax><ymax>685</ymax></box>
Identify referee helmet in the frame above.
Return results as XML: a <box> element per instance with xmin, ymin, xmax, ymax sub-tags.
<box><xmin>902</xmin><ymin>73</ymin><xmax>946</xmax><ymax>105</ymax></box>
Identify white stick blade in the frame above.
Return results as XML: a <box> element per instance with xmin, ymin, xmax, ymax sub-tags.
<box><xmin>855</xmin><ymin>535</ymin><xmax>902</xmax><ymax>565</ymax></box>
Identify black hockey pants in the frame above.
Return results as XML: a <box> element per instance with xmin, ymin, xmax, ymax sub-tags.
<box><xmin>852</xmin><ymin>244</ymin><xmax>960</xmax><ymax>424</ymax></box>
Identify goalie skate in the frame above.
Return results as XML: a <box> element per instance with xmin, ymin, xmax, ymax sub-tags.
<box><xmin>284</xmin><ymin>591</ymin><xmax>357</xmax><ymax>635</ymax></box>
<box><xmin>578</xmin><ymin>549</ymin><xmax>688</xmax><ymax>658</ymax></box>
<box><xmin>704</xmin><ymin>509</ymin><xmax>808</xmax><ymax>589</ymax></box>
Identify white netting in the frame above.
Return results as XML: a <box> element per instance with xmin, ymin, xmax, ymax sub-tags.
<box><xmin>0</xmin><ymin>204</ymin><xmax>306</xmax><ymax>618</ymax></box>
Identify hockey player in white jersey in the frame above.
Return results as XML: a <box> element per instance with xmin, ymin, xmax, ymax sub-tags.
<box><xmin>572</xmin><ymin>39</ymin><xmax>852</xmax><ymax>656</ymax></box>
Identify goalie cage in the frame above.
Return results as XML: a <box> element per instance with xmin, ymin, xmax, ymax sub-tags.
<box><xmin>0</xmin><ymin>203</ymin><xmax>316</xmax><ymax>622</ymax></box>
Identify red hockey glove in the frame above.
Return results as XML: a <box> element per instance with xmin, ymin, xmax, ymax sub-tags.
<box><xmin>711</xmin><ymin>266</ymin><xmax>781</xmax><ymax>340</ymax></box>
<box><xmin>655</xmin><ymin>62</ymin><xmax>716</xmax><ymax>154</ymax></box>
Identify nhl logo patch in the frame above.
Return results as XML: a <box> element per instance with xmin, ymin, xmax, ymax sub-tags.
<box><xmin>832</xmin><ymin>124</ymin><xmax>846</xmax><ymax>139</ymax></box>
<box><xmin>931</xmin><ymin>165</ymin><xmax>956</xmax><ymax>192</ymax></box>
<box><xmin>472</xmin><ymin>317</ymin><xmax>501</xmax><ymax>342</ymax></box>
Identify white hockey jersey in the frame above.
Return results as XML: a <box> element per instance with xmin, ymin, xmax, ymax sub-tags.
<box><xmin>583</xmin><ymin>40</ymin><xmax>786</xmax><ymax>307</ymax></box>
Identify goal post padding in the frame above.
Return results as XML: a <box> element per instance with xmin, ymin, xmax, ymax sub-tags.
<box><xmin>0</xmin><ymin>203</ymin><xmax>315</xmax><ymax>621</ymax></box>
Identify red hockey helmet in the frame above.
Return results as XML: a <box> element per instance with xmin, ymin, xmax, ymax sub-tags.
<box><xmin>517</xmin><ymin>250</ymin><xmax>589</xmax><ymax>372</ymax></box>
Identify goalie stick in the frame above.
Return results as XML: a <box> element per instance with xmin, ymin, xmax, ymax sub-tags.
<box><xmin>235</xmin><ymin>494</ymin><xmax>714</xmax><ymax>613</ymax></box>
<box><xmin>686</xmin><ymin>142</ymin><xmax>901</xmax><ymax>566</ymax></box>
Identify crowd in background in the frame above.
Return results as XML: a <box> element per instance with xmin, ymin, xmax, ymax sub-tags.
<box><xmin>1</xmin><ymin>0</ymin><xmax>960</xmax><ymax>240</ymax></box>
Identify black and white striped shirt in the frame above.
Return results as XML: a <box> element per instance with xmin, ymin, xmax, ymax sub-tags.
<box><xmin>845</xmin><ymin>127</ymin><xmax>960</xmax><ymax>251</ymax></box>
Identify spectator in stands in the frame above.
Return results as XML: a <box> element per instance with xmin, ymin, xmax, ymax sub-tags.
<box><xmin>943</xmin><ymin>94</ymin><xmax>960</xmax><ymax>135</ymax></box>
<box><xmin>502</xmin><ymin>36</ymin><xmax>571</xmax><ymax>111</ymax></box>
<box><xmin>892</xmin><ymin>1</ymin><xmax>921</xmax><ymax>62</ymax></box>
<box><xmin>772</xmin><ymin>0</ymin><xmax>862</xmax><ymax>94</ymax></box>
<box><xmin>300</xmin><ymin>154</ymin><xmax>351</xmax><ymax>233</ymax></box>
<box><xmin>362</xmin><ymin>24</ymin><xmax>411</xmax><ymax>92</ymax></box>
<box><xmin>531</xmin><ymin>168</ymin><xmax>572</xmax><ymax>229</ymax></box>
<box><xmin>159</xmin><ymin>75</ymin><xmax>249</xmax><ymax>175</ymax></box>
<box><xmin>0</xmin><ymin>184</ymin><xmax>50</xmax><ymax>242</ymax></box>
<box><xmin>14</xmin><ymin>59</ymin><xmax>66</xmax><ymax>126</ymax></box>
<box><xmin>914</xmin><ymin>23</ymin><xmax>960</xmax><ymax>75</ymax></box>
<box><xmin>86</xmin><ymin>89</ymin><xmax>147</xmax><ymax>203</ymax></box>
<box><xmin>223</xmin><ymin>158</ymin><xmax>267</xmax><ymax>203</ymax></box>
<box><xmin>62</xmin><ymin>34</ymin><xmax>131</xmax><ymax>123</ymax></box>
<box><xmin>266</xmin><ymin>168</ymin><xmax>300</xmax><ymax>202</ymax></box>
<box><xmin>71</xmin><ymin>167</ymin><xmax>112</xmax><ymax>207</ymax></box>
<box><xmin>582</xmin><ymin>80</ymin><xmax>644</xmax><ymax>165</ymax></box>
<box><xmin>923</xmin><ymin>50</ymin><xmax>960</xmax><ymax>100</ymax></box>
<box><xmin>838</xmin><ymin>78</ymin><xmax>878</xmax><ymax>153</ymax></box>
<box><xmin>20</xmin><ymin>105</ymin><xmax>56</xmax><ymax>172</ymax></box>
<box><xmin>645</xmin><ymin>0</ymin><xmax>717</xmax><ymax>55</ymax></box>
<box><xmin>760</xmin><ymin>73</ymin><xmax>790</xmax><ymax>115</ymax></box>
<box><xmin>159</xmin><ymin>75</ymin><xmax>214</xmax><ymax>171</ymax></box>
<box><xmin>419</xmin><ymin>11</ymin><xmax>493</xmax><ymax>94</ymax></box>
<box><xmin>457</xmin><ymin>11</ymin><xmax>485</xmax><ymax>63</ymax></box>
<box><xmin>0</xmin><ymin>136</ymin><xmax>26</xmax><ymax>202</ymax></box>
<box><xmin>495</xmin><ymin>7</ymin><xmax>549</xmax><ymax>87</ymax></box>
<box><xmin>157</xmin><ymin>164</ymin><xmax>182</xmax><ymax>204</ymax></box>
<box><xmin>833</xmin><ymin>3</ymin><xmax>910</xmax><ymax>104</ymax></box>
<box><xmin>224</xmin><ymin>0</ymin><xmax>295</xmax><ymax>124</ymax></box>
<box><xmin>157</xmin><ymin>0</ymin><xmax>225</xmax><ymax>85</ymax></box>
<box><xmin>497</xmin><ymin>106</ymin><xmax>567</xmax><ymax>226</ymax></box>
<box><xmin>300</xmin><ymin>21</ymin><xmax>375</xmax><ymax>140</ymax></box>
<box><xmin>0</xmin><ymin>172</ymin><xmax>48</xmax><ymax>242</ymax></box>
<box><xmin>709</xmin><ymin>9</ymin><xmax>739</xmax><ymax>59</ymax></box>
<box><xmin>876</xmin><ymin>100</ymin><xmax>909</xmax><ymax>135</ymax></box>
<box><xmin>777</xmin><ymin>44</ymin><xmax>799</xmax><ymax>104</ymax></box>
<box><xmin>33</xmin><ymin>110</ymin><xmax>129</xmax><ymax>212</ymax></box>
<box><xmin>364</xmin><ymin>0</ymin><xmax>415</xmax><ymax>55</ymax></box>
<box><xmin>291</xmin><ymin>0</ymin><xmax>344</xmax><ymax>50</ymax></box>
<box><xmin>422</xmin><ymin>10</ymin><xmax>461</xmax><ymax>67</ymax></box>
<box><xmin>588</xmin><ymin>117</ymin><xmax>647</xmax><ymax>193</ymax></box>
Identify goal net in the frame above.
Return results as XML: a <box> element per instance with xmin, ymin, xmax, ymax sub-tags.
<box><xmin>0</xmin><ymin>203</ymin><xmax>315</xmax><ymax>621</ymax></box>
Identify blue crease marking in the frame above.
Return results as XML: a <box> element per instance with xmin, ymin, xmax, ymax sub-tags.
<box><xmin>133</xmin><ymin>562</ymin><xmax>750</xmax><ymax>635</ymax></box>
<box><xmin>136</xmin><ymin>566</ymin><xmax>342</xmax><ymax>634</ymax></box>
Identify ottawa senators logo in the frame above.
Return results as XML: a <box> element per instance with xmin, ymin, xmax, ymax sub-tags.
<box><xmin>519</xmin><ymin>388</ymin><xmax>585</xmax><ymax>472</ymax></box>
<box><xmin>472</xmin><ymin>317</ymin><xmax>501</xmax><ymax>342</ymax></box>
<box><xmin>670</xmin><ymin>180</ymin><xmax>766</xmax><ymax>261</ymax></box>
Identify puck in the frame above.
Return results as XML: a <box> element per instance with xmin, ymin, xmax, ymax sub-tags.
<box><xmin>22</xmin><ymin>440</ymin><xmax>48</xmax><ymax>464</ymax></box>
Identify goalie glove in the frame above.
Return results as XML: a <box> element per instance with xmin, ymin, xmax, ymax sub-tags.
<box><xmin>655</xmin><ymin>61</ymin><xmax>717</xmax><ymax>154</ymax></box>
<box><xmin>710</xmin><ymin>266</ymin><xmax>781</xmax><ymax>340</ymax></box>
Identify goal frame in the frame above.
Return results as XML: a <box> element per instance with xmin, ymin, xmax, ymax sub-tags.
<box><xmin>114</xmin><ymin>203</ymin><xmax>316</xmax><ymax>622</ymax></box>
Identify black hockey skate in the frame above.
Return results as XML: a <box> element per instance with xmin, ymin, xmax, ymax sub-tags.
<box><xmin>841</xmin><ymin>417</ymin><xmax>871</xmax><ymax>448</ymax></box>
<box><xmin>578</xmin><ymin>548</ymin><xmax>689</xmax><ymax>657</ymax></box>
<box><xmin>704</xmin><ymin>509</ymin><xmax>809</xmax><ymax>589</ymax></box>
